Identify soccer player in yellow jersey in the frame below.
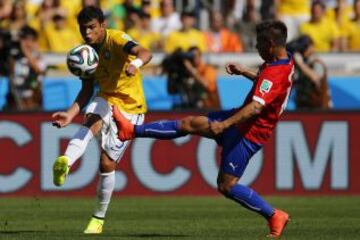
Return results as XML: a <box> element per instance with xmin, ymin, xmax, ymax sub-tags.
<box><xmin>51</xmin><ymin>6</ymin><xmax>152</xmax><ymax>234</ymax></box>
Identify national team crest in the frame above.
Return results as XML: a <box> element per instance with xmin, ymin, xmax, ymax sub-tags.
<box><xmin>259</xmin><ymin>79</ymin><xmax>273</xmax><ymax>94</ymax></box>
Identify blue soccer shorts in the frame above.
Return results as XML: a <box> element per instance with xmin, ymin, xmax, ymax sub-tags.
<box><xmin>208</xmin><ymin>109</ymin><xmax>262</xmax><ymax>178</ymax></box>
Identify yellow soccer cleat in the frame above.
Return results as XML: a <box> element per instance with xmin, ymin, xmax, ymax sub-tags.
<box><xmin>52</xmin><ymin>156</ymin><xmax>70</xmax><ymax>186</ymax></box>
<box><xmin>83</xmin><ymin>217</ymin><xmax>104</xmax><ymax>234</ymax></box>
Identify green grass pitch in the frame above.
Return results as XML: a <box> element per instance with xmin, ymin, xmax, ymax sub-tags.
<box><xmin>0</xmin><ymin>196</ymin><xmax>359</xmax><ymax>240</ymax></box>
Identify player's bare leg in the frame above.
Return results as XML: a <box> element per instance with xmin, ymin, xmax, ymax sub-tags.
<box><xmin>53</xmin><ymin>114</ymin><xmax>102</xmax><ymax>186</ymax></box>
<box><xmin>84</xmin><ymin>151</ymin><xmax>117</xmax><ymax>234</ymax></box>
<box><xmin>217</xmin><ymin>171</ymin><xmax>289</xmax><ymax>238</ymax></box>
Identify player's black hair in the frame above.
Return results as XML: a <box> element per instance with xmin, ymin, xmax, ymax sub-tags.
<box><xmin>256</xmin><ymin>20</ymin><xmax>287</xmax><ymax>47</ymax></box>
<box><xmin>77</xmin><ymin>6</ymin><xmax>104</xmax><ymax>25</ymax></box>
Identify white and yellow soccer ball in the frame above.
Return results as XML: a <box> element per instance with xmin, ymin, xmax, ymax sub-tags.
<box><xmin>66</xmin><ymin>44</ymin><xmax>99</xmax><ymax>79</ymax></box>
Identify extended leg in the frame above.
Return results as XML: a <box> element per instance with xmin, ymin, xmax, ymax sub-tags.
<box><xmin>112</xmin><ymin>106</ymin><xmax>214</xmax><ymax>141</ymax></box>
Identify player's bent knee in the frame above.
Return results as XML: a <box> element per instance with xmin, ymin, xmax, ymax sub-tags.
<box><xmin>179</xmin><ymin>116</ymin><xmax>196</xmax><ymax>132</ymax></box>
<box><xmin>99</xmin><ymin>158</ymin><xmax>116</xmax><ymax>173</ymax></box>
<box><xmin>217</xmin><ymin>181</ymin><xmax>235</xmax><ymax>196</ymax></box>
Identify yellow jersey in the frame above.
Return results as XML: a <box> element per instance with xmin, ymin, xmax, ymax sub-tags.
<box><xmin>277</xmin><ymin>0</ymin><xmax>310</xmax><ymax>16</ymax></box>
<box><xmin>164</xmin><ymin>29</ymin><xmax>207</xmax><ymax>53</ymax></box>
<box><xmin>300</xmin><ymin>19</ymin><xmax>340</xmax><ymax>52</ymax></box>
<box><xmin>348</xmin><ymin>21</ymin><xmax>360</xmax><ymax>51</ymax></box>
<box><xmin>94</xmin><ymin>29</ymin><xmax>147</xmax><ymax>114</ymax></box>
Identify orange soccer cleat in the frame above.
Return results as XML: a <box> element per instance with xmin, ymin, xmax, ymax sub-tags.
<box><xmin>267</xmin><ymin>209</ymin><xmax>290</xmax><ymax>238</ymax></box>
<box><xmin>112</xmin><ymin>106</ymin><xmax>135</xmax><ymax>141</ymax></box>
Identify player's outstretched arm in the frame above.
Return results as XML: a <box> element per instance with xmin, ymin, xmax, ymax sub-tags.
<box><xmin>52</xmin><ymin>79</ymin><xmax>94</xmax><ymax>128</ymax></box>
<box><xmin>225</xmin><ymin>63</ymin><xmax>258</xmax><ymax>81</ymax></box>
<box><xmin>210</xmin><ymin>100</ymin><xmax>264</xmax><ymax>135</ymax></box>
<box><xmin>125</xmin><ymin>45</ymin><xmax>152</xmax><ymax>76</ymax></box>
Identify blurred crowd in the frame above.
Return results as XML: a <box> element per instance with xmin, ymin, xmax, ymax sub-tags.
<box><xmin>0</xmin><ymin>0</ymin><xmax>359</xmax><ymax>54</ymax></box>
<box><xmin>1</xmin><ymin>0</ymin><xmax>357</xmax><ymax>111</ymax></box>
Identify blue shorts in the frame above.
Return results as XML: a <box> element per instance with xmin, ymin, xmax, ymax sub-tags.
<box><xmin>208</xmin><ymin>109</ymin><xmax>262</xmax><ymax>178</ymax></box>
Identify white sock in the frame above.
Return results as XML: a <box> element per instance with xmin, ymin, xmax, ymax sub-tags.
<box><xmin>64</xmin><ymin>126</ymin><xmax>94</xmax><ymax>166</ymax></box>
<box><xmin>93</xmin><ymin>171</ymin><xmax>115</xmax><ymax>219</ymax></box>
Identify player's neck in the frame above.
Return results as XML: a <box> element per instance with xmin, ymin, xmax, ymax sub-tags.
<box><xmin>273</xmin><ymin>48</ymin><xmax>288</xmax><ymax>61</ymax></box>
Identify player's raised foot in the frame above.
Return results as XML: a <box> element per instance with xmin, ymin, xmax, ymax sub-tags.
<box><xmin>112</xmin><ymin>105</ymin><xmax>135</xmax><ymax>141</ymax></box>
<box><xmin>267</xmin><ymin>209</ymin><xmax>290</xmax><ymax>238</ymax></box>
<box><xmin>83</xmin><ymin>216</ymin><xmax>104</xmax><ymax>234</ymax></box>
<box><xmin>52</xmin><ymin>156</ymin><xmax>70</xmax><ymax>186</ymax></box>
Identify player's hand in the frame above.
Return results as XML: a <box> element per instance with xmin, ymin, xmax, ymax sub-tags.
<box><xmin>225</xmin><ymin>63</ymin><xmax>245</xmax><ymax>75</ymax></box>
<box><xmin>126</xmin><ymin>64</ymin><xmax>137</xmax><ymax>76</ymax></box>
<box><xmin>52</xmin><ymin>111</ymin><xmax>72</xmax><ymax>128</ymax></box>
<box><xmin>210</xmin><ymin>121</ymin><xmax>227</xmax><ymax>135</ymax></box>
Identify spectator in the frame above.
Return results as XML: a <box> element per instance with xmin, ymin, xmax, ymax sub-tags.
<box><xmin>127</xmin><ymin>11</ymin><xmax>161</xmax><ymax>51</ymax></box>
<box><xmin>300</xmin><ymin>0</ymin><xmax>340</xmax><ymax>52</ymax></box>
<box><xmin>204</xmin><ymin>10</ymin><xmax>243</xmax><ymax>53</ymax></box>
<box><xmin>235</xmin><ymin>0</ymin><xmax>260</xmax><ymax>51</ymax></box>
<box><xmin>164</xmin><ymin>10</ymin><xmax>207</xmax><ymax>53</ymax></box>
<box><xmin>275</xmin><ymin>0</ymin><xmax>311</xmax><ymax>41</ymax></box>
<box><xmin>0</xmin><ymin>0</ymin><xmax>12</xmax><ymax>26</ymax></box>
<box><xmin>346</xmin><ymin>0</ymin><xmax>360</xmax><ymax>51</ymax></box>
<box><xmin>0</xmin><ymin>29</ymin><xmax>11</xmax><ymax>76</ymax></box>
<box><xmin>287</xmin><ymin>35</ymin><xmax>332</xmax><ymax>110</ymax></box>
<box><xmin>43</xmin><ymin>11</ymin><xmax>82</xmax><ymax>53</ymax></box>
<box><xmin>183</xmin><ymin>47</ymin><xmax>220</xmax><ymax>109</ymax></box>
<box><xmin>108</xmin><ymin>0</ymin><xmax>139</xmax><ymax>31</ymax></box>
<box><xmin>32</xmin><ymin>0</ymin><xmax>63</xmax><ymax>51</ymax></box>
<box><xmin>326</xmin><ymin>0</ymin><xmax>353</xmax><ymax>51</ymax></box>
<box><xmin>6</xmin><ymin>0</ymin><xmax>28</xmax><ymax>39</ymax></box>
<box><xmin>7</xmin><ymin>26</ymin><xmax>46</xmax><ymax>111</ymax></box>
<box><xmin>151</xmin><ymin>0</ymin><xmax>181</xmax><ymax>37</ymax></box>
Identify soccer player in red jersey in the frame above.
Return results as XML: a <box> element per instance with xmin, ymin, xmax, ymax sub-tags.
<box><xmin>114</xmin><ymin>20</ymin><xmax>293</xmax><ymax>238</ymax></box>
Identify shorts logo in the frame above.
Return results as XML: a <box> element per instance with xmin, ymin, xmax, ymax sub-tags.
<box><xmin>229</xmin><ymin>162</ymin><xmax>238</xmax><ymax>171</ymax></box>
<box><xmin>259</xmin><ymin>79</ymin><xmax>273</xmax><ymax>94</ymax></box>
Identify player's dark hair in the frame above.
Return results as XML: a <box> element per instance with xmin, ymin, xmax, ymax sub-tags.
<box><xmin>77</xmin><ymin>6</ymin><xmax>104</xmax><ymax>25</ymax></box>
<box><xmin>256</xmin><ymin>20</ymin><xmax>287</xmax><ymax>47</ymax></box>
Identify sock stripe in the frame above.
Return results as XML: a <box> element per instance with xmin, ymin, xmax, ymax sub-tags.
<box><xmin>145</xmin><ymin>129</ymin><xmax>177</xmax><ymax>134</ymax></box>
<box><xmin>232</xmin><ymin>195</ymin><xmax>262</xmax><ymax>211</ymax></box>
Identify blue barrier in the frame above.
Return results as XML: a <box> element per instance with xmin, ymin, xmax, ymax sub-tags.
<box><xmin>0</xmin><ymin>75</ymin><xmax>359</xmax><ymax>111</ymax></box>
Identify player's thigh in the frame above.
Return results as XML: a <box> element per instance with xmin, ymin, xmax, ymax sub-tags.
<box><xmin>220</xmin><ymin>132</ymin><xmax>262</xmax><ymax>180</ymax></box>
<box><xmin>102</xmin><ymin>111</ymin><xmax>144</xmax><ymax>162</ymax></box>
<box><xmin>83</xmin><ymin>113</ymin><xmax>103</xmax><ymax>135</ymax></box>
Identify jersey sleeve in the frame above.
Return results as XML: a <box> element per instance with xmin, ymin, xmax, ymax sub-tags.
<box><xmin>113</xmin><ymin>32</ymin><xmax>138</xmax><ymax>53</ymax></box>
<box><xmin>252</xmin><ymin>69</ymin><xmax>285</xmax><ymax>106</ymax></box>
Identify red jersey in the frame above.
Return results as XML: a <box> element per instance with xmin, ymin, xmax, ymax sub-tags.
<box><xmin>238</xmin><ymin>57</ymin><xmax>295</xmax><ymax>144</ymax></box>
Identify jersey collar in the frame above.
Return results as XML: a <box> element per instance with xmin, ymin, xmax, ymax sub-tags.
<box><xmin>268</xmin><ymin>52</ymin><xmax>293</xmax><ymax>66</ymax></box>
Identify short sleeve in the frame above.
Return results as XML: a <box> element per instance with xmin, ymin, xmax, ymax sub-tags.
<box><xmin>113</xmin><ymin>32</ymin><xmax>138</xmax><ymax>53</ymax></box>
<box><xmin>252</xmin><ymin>71</ymin><xmax>284</xmax><ymax>106</ymax></box>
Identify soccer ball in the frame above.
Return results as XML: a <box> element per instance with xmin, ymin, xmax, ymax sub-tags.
<box><xmin>66</xmin><ymin>44</ymin><xmax>99</xmax><ymax>79</ymax></box>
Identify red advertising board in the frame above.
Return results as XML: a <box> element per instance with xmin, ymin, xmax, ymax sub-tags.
<box><xmin>0</xmin><ymin>112</ymin><xmax>359</xmax><ymax>196</ymax></box>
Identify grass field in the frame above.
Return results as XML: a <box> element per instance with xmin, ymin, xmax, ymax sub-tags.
<box><xmin>0</xmin><ymin>196</ymin><xmax>359</xmax><ymax>240</ymax></box>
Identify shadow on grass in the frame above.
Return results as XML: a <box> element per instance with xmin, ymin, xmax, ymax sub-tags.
<box><xmin>126</xmin><ymin>233</ymin><xmax>189</xmax><ymax>238</ymax></box>
<box><xmin>0</xmin><ymin>230</ymin><xmax>45</xmax><ymax>234</ymax></box>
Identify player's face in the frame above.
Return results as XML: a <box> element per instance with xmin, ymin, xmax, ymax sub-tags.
<box><xmin>256</xmin><ymin>37</ymin><xmax>273</xmax><ymax>62</ymax></box>
<box><xmin>79</xmin><ymin>19</ymin><xmax>105</xmax><ymax>45</ymax></box>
